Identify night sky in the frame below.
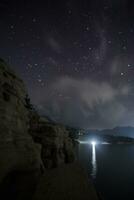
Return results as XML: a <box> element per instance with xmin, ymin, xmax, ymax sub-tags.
<box><xmin>1</xmin><ymin>0</ymin><xmax>134</xmax><ymax>129</ymax></box>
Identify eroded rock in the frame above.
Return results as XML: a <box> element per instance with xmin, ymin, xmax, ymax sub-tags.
<box><xmin>0</xmin><ymin>59</ymin><xmax>42</xmax><ymax>199</ymax></box>
<box><xmin>30</xmin><ymin>117</ymin><xmax>75</xmax><ymax>169</ymax></box>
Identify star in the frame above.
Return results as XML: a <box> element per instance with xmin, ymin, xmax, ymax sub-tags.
<box><xmin>27</xmin><ymin>64</ymin><xmax>33</xmax><ymax>69</ymax></box>
<box><xmin>58</xmin><ymin>93</ymin><xmax>63</xmax><ymax>97</ymax></box>
<box><xmin>32</xmin><ymin>18</ymin><xmax>36</xmax><ymax>23</ymax></box>
<box><xmin>122</xmin><ymin>46</ymin><xmax>127</xmax><ymax>50</ymax></box>
<box><xmin>10</xmin><ymin>25</ymin><xmax>14</xmax><ymax>29</ymax></box>
<box><xmin>19</xmin><ymin>15</ymin><xmax>24</xmax><ymax>19</ymax></box>
<box><xmin>38</xmin><ymin>79</ymin><xmax>42</xmax><ymax>83</ymax></box>
<box><xmin>118</xmin><ymin>31</ymin><xmax>123</xmax><ymax>35</ymax></box>
<box><xmin>68</xmin><ymin>10</ymin><xmax>72</xmax><ymax>15</ymax></box>
<box><xmin>85</xmin><ymin>26</ymin><xmax>90</xmax><ymax>31</ymax></box>
<box><xmin>74</xmin><ymin>67</ymin><xmax>79</xmax><ymax>72</ymax></box>
<box><xmin>108</xmin><ymin>41</ymin><xmax>112</xmax><ymax>44</ymax></box>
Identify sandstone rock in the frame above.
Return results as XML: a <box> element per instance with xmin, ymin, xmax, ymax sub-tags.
<box><xmin>0</xmin><ymin>59</ymin><xmax>92</xmax><ymax>200</ymax></box>
<box><xmin>30</xmin><ymin>118</ymin><xmax>75</xmax><ymax>169</ymax></box>
<box><xmin>0</xmin><ymin>59</ymin><xmax>42</xmax><ymax>199</ymax></box>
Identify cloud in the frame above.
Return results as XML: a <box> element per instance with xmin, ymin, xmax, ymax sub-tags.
<box><xmin>32</xmin><ymin>77</ymin><xmax>133</xmax><ymax>129</ymax></box>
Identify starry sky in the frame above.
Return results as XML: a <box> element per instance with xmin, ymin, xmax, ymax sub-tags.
<box><xmin>1</xmin><ymin>0</ymin><xmax>134</xmax><ymax>129</ymax></box>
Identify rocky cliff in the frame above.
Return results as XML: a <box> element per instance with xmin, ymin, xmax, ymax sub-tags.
<box><xmin>0</xmin><ymin>59</ymin><xmax>42</xmax><ymax>199</ymax></box>
<box><xmin>0</xmin><ymin>59</ymin><xmax>98</xmax><ymax>200</ymax></box>
<box><xmin>30</xmin><ymin>115</ymin><xmax>75</xmax><ymax>169</ymax></box>
<box><xmin>0</xmin><ymin>59</ymin><xmax>75</xmax><ymax>199</ymax></box>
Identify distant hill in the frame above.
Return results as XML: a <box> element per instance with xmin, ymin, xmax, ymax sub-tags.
<box><xmin>85</xmin><ymin>126</ymin><xmax>134</xmax><ymax>138</ymax></box>
<box><xmin>100</xmin><ymin>126</ymin><xmax>134</xmax><ymax>138</ymax></box>
<box><xmin>36</xmin><ymin>111</ymin><xmax>134</xmax><ymax>139</ymax></box>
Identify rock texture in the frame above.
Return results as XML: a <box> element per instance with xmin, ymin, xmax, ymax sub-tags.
<box><xmin>0</xmin><ymin>59</ymin><xmax>98</xmax><ymax>200</ymax></box>
<box><xmin>0</xmin><ymin>59</ymin><xmax>42</xmax><ymax>199</ymax></box>
<box><xmin>33</xmin><ymin>162</ymin><xmax>98</xmax><ymax>200</ymax></box>
<box><xmin>30</xmin><ymin>116</ymin><xmax>75</xmax><ymax>169</ymax></box>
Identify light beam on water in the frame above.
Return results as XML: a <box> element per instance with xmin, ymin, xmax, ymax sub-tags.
<box><xmin>91</xmin><ymin>143</ymin><xmax>97</xmax><ymax>179</ymax></box>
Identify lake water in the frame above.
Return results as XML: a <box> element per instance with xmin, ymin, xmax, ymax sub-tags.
<box><xmin>78</xmin><ymin>144</ymin><xmax>134</xmax><ymax>200</ymax></box>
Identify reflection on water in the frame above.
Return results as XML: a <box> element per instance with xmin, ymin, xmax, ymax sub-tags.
<box><xmin>79</xmin><ymin>144</ymin><xmax>134</xmax><ymax>200</ymax></box>
<box><xmin>91</xmin><ymin>144</ymin><xmax>97</xmax><ymax>179</ymax></box>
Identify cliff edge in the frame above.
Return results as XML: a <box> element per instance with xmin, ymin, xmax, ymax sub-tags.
<box><xmin>0</xmin><ymin>59</ymin><xmax>98</xmax><ymax>200</ymax></box>
<box><xmin>0</xmin><ymin>59</ymin><xmax>42</xmax><ymax>199</ymax></box>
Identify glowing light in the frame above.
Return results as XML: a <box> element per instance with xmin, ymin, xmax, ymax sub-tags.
<box><xmin>91</xmin><ymin>141</ymin><xmax>97</xmax><ymax>178</ymax></box>
<box><xmin>91</xmin><ymin>141</ymin><xmax>97</xmax><ymax>146</ymax></box>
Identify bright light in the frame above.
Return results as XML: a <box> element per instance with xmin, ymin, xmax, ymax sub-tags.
<box><xmin>91</xmin><ymin>141</ymin><xmax>97</xmax><ymax>178</ymax></box>
<box><xmin>91</xmin><ymin>141</ymin><xmax>96</xmax><ymax>145</ymax></box>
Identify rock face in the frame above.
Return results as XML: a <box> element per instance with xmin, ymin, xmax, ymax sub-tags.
<box><xmin>0</xmin><ymin>59</ymin><xmax>42</xmax><ymax>199</ymax></box>
<box><xmin>33</xmin><ymin>163</ymin><xmax>98</xmax><ymax>200</ymax></box>
<box><xmin>30</xmin><ymin>117</ymin><xmax>75</xmax><ymax>169</ymax></box>
<box><xmin>0</xmin><ymin>59</ymin><xmax>75</xmax><ymax>199</ymax></box>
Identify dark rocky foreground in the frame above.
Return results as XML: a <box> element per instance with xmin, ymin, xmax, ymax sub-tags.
<box><xmin>0</xmin><ymin>59</ymin><xmax>98</xmax><ymax>200</ymax></box>
<box><xmin>33</xmin><ymin>162</ymin><xmax>98</xmax><ymax>200</ymax></box>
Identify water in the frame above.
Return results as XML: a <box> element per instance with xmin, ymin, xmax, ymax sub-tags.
<box><xmin>78</xmin><ymin>144</ymin><xmax>134</xmax><ymax>200</ymax></box>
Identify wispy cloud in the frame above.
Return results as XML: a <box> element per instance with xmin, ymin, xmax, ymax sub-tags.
<box><xmin>32</xmin><ymin>77</ymin><xmax>132</xmax><ymax>129</ymax></box>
